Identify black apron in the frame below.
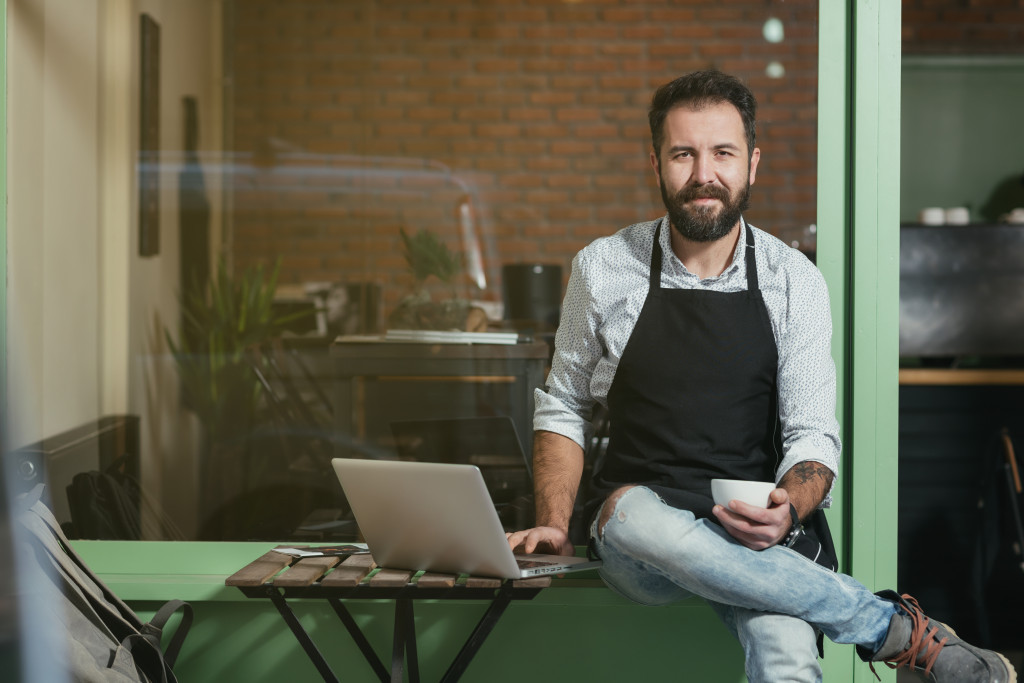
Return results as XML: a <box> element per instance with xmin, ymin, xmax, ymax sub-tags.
<box><xmin>586</xmin><ymin>221</ymin><xmax>836</xmax><ymax>570</ymax></box>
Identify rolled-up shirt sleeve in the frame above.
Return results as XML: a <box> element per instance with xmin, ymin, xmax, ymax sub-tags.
<box><xmin>534</xmin><ymin>251</ymin><xmax>603</xmax><ymax>450</ymax></box>
<box><xmin>773</xmin><ymin>254</ymin><xmax>842</xmax><ymax>508</ymax></box>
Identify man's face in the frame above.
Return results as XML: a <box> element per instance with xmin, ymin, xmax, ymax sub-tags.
<box><xmin>652</xmin><ymin>102</ymin><xmax>760</xmax><ymax>243</ymax></box>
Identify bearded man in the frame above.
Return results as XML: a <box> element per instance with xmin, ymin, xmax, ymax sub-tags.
<box><xmin>507</xmin><ymin>70</ymin><xmax>1014</xmax><ymax>683</ymax></box>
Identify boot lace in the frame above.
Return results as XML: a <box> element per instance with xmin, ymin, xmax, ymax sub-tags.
<box><xmin>869</xmin><ymin>594</ymin><xmax>948</xmax><ymax>681</ymax></box>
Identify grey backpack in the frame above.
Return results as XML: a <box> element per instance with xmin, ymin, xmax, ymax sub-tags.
<box><xmin>15</xmin><ymin>485</ymin><xmax>192</xmax><ymax>682</ymax></box>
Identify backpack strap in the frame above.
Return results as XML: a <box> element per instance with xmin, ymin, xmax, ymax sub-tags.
<box><xmin>143</xmin><ymin>599</ymin><xmax>194</xmax><ymax>667</ymax></box>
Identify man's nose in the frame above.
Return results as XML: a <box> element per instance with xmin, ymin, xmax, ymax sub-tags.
<box><xmin>692</xmin><ymin>156</ymin><xmax>716</xmax><ymax>184</ymax></box>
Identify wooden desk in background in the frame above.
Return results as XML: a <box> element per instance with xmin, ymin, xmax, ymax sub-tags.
<box><xmin>328</xmin><ymin>340</ymin><xmax>550</xmax><ymax>462</ymax></box>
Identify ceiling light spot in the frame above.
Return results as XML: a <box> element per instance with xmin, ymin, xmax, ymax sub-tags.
<box><xmin>763</xmin><ymin>17</ymin><xmax>785</xmax><ymax>44</ymax></box>
<box><xmin>766</xmin><ymin>61</ymin><xmax>786</xmax><ymax>79</ymax></box>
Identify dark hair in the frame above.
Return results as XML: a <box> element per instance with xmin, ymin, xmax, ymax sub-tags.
<box><xmin>648</xmin><ymin>70</ymin><xmax>757</xmax><ymax>161</ymax></box>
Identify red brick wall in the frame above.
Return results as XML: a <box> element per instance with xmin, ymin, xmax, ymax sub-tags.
<box><xmin>227</xmin><ymin>0</ymin><xmax>819</xmax><ymax>315</ymax></box>
<box><xmin>903</xmin><ymin>0</ymin><xmax>1024</xmax><ymax>54</ymax></box>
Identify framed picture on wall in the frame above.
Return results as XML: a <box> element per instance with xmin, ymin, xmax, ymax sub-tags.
<box><xmin>139</xmin><ymin>13</ymin><xmax>160</xmax><ymax>257</ymax></box>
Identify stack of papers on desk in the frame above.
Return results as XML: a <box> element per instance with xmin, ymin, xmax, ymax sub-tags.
<box><xmin>384</xmin><ymin>329</ymin><xmax>520</xmax><ymax>345</ymax></box>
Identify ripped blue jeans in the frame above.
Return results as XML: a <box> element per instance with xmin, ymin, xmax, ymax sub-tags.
<box><xmin>590</xmin><ymin>486</ymin><xmax>896</xmax><ymax>683</ymax></box>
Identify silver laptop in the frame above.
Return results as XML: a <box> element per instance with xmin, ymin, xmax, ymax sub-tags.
<box><xmin>331</xmin><ymin>459</ymin><xmax>601</xmax><ymax>579</ymax></box>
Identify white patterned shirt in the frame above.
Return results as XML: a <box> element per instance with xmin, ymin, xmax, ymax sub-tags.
<box><xmin>534</xmin><ymin>216</ymin><xmax>841</xmax><ymax>506</ymax></box>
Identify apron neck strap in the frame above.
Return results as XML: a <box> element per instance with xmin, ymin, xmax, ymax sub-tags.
<box><xmin>650</xmin><ymin>222</ymin><xmax>664</xmax><ymax>290</ymax></box>
<box><xmin>744</xmin><ymin>221</ymin><xmax>759</xmax><ymax>291</ymax></box>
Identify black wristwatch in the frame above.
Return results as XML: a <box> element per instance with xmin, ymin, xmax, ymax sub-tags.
<box><xmin>783</xmin><ymin>502</ymin><xmax>804</xmax><ymax>548</ymax></box>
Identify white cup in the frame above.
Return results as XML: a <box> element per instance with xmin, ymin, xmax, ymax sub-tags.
<box><xmin>944</xmin><ymin>207</ymin><xmax>969</xmax><ymax>225</ymax></box>
<box><xmin>1005</xmin><ymin>208</ymin><xmax>1024</xmax><ymax>224</ymax></box>
<box><xmin>711</xmin><ymin>479</ymin><xmax>776</xmax><ymax>509</ymax></box>
<box><xmin>919</xmin><ymin>207</ymin><xmax>944</xmax><ymax>225</ymax></box>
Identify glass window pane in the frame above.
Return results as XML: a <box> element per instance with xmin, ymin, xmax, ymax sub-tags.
<box><xmin>8</xmin><ymin>0</ymin><xmax>819</xmax><ymax>541</ymax></box>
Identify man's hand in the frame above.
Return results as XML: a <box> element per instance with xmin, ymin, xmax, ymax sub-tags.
<box><xmin>712</xmin><ymin>488</ymin><xmax>792</xmax><ymax>550</ymax></box>
<box><xmin>506</xmin><ymin>526</ymin><xmax>574</xmax><ymax>557</ymax></box>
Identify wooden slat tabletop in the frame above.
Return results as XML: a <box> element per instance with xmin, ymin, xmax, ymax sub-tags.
<box><xmin>274</xmin><ymin>556</ymin><xmax>340</xmax><ymax>587</ymax></box>
<box><xmin>320</xmin><ymin>553</ymin><xmax>376</xmax><ymax>587</ymax></box>
<box><xmin>369</xmin><ymin>568</ymin><xmax>414</xmax><ymax>588</ymax></box>
<box><xmin>415</xmin><ymin>572</ymin><xmax>458</xmax><ymax>589</ymax></box>
<box><xmin>226</xmin><ymin>549</ymin><xmax>552</xmax><ymax>591</ymax></box>
<box><xmin>224</xmin><ymin>550</ymin><xmax>293</xmax><ymax>587</ymax></box>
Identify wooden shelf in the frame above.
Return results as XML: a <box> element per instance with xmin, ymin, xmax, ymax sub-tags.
<box><xmin>899</xmin><ymin>368</ymin><xmax>1024</xmax><ymax>386</ymax></box>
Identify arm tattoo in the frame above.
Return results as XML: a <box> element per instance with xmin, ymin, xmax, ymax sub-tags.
<box><xmin>787</xmin><ymin>461</ymin><xmax>834</xmax><ymax>488</ymax></box>
<box><xmin>780</xmin><ymin>461</ymin><xmax>834</xmax><ymax>520</ymax></box>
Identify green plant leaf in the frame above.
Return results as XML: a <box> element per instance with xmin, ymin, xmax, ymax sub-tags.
<box><xmin>163</xmin><ymin>255</ymin><xmax>313</xmax><ymax>441</ymax></box>
<box><xmin>400</xmin><ymin>227</ymin><xmax>461</xmax><ymax>285</ymax></box>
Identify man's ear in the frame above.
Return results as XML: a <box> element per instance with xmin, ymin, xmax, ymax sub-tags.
<box><xmin>749</xmin><ymin>147</ymin><xmax>761</xmax><ymax>186</ymax></box>
<box><xmin>650</xmin><ymin>149</ymin><xmax>661</xmax><ymax>182</ymax></box>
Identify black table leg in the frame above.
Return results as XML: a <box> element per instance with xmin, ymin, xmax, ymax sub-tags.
<box><xmin>390</xmin><ymin>598</ymin><xmax>413</xmax><ymax>683</ymax></box>
<box><xmin>267</xmin><ymin>588</ymin><xmax>340</xmax><ymax>683</ymax></box>
<box><xmin>393</xmin><ymin>599</ymin><xmax>419</xmax><ymax>683</ymax></box>
<box><xmin>250</xmin><ymin>582</ymin><xmax>542</xmax><ymax>683</ymax></box>
<box><xmin>328</xmin><ymin>598</ymin><xmax>389</xmax><ymax>683</ymax></box>
<box><xmin>440</xmin><ymin>585</ymin><xmax>516</xmax><ymax>683</ymax></box>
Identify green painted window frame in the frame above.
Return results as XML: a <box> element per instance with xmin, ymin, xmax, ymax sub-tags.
<box><xmin>1</xmin><ymin>1</ymin><xmax>899</xmax><ymax>679</ymax></box>
<box><xmin>0</xmin><ymin>0</ymin><xmax>6</xmax><ymax>438</ymax></box>
<box><xmin>816</xmin><ymin>0</ymin><xmax>901</xmax><ymax>679</ymax></box>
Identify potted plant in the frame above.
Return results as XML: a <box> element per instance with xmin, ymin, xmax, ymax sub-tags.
<box><xmin>387</xmin><ymin>227</ymin><xmax>487</xmax><ymax>331</ymax></box>
<box><xmin>165</xmin><ymin>257</ymin><xmax>310</xmax><ymax>538</ymax></box>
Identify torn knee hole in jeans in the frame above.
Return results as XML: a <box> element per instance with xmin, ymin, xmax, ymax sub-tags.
<box><xmin>598</xmin><ymin>485</ymin><xmax>636</xmax><ymax>539</ymax></box>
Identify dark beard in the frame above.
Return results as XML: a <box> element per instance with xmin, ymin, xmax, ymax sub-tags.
<box><xmin>661</xmin><ymin>179</ymin><xmax>751</xmax><ymax>243</ymax></box>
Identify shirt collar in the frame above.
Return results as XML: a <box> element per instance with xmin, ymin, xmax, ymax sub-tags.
<box><xmin>660</xmin><ymin>215</ymin><xmax>747</xmax><ymax>282</ymax></box>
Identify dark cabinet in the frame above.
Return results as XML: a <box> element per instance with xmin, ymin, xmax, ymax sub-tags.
<box><xmin>898</xmin><ymin>373</ymin><xmax>1024</xmax><ymax>649</ymax></box>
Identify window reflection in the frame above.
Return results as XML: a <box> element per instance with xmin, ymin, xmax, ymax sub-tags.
<box><xmin>9</xmin><ymin>0</ymin><xmax>820</xmax><ymax>541</ymax></box>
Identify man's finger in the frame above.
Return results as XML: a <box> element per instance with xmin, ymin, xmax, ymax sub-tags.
<box><xmin>507</xmin><ymin>529</ymin><xmax>540</xmax><ymax>554</ymax></box>
<box><xmin>506</xmin><ymin>530</ymin><xmax>527</xmax><ymax>550</ymax></box>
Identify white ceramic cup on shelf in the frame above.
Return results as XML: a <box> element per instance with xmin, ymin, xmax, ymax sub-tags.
<box><xmin>918</xmin><ymin>207</ymin><xmax>945</xmax><ymax>225</ymax></box>
<box><xmin>711</xmin><ymin>479</ymin><xmax>776</xmax><ymax>509</ymax></box>
<box><xmin>944</xmin><ymin>207</ymin><xmax>970</xmax><ymax>225</ymax></box>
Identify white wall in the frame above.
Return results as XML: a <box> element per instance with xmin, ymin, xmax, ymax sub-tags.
<box><xmin>901</xmin><ymin>57</ymin><xmax>1024</xmax><ymax>224</ymax></box>
<box><xmin>7</xmin><ymin>0</ymin><xmax>102</xmax><ymax>447</ymax></box>
<box><xmin>7</xmin><ymin>0</ymin><xmax>222</xmax><ymax>538</ymax></box>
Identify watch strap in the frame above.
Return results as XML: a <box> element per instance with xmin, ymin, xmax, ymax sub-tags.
<box><xmin>784</xmin><ymin>502</ymin><xmax>804</xmax><ymax>548</ymax></box>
